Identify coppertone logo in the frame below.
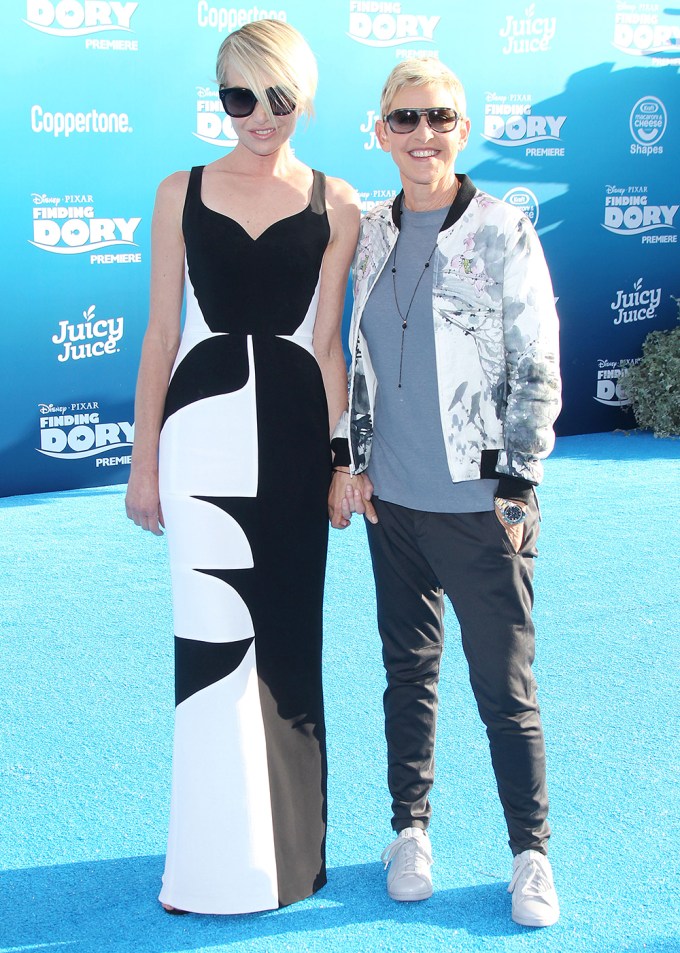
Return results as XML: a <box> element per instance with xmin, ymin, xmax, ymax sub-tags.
<box><xmin>196</xmin><ymin>2</ymin><xmax>287</xmax><ymax>34</ymax></box>
<box><xmin>499</xmin><ymin>3</ymin><xmax>556</xmax><ymax>55</ymax></box>
<box><xmin>611</xmin><ymin>278</ymin><xmax>661</xmax><ymax>326</ymax></box>
<box><xmin>31</xmin><ymin>105</ymin><xmax>132</xmax><ymax>138</ymax></box>
<box><xmin>483</xmin><ymin>93</ymin><xmax>565</xmax><ymax>156</ymax></box>
<box><xmin>52</xmin><ymin>305</ymin><xmax>124</xmax><ymax>362</ymax></box>
<box><xmin>594</xmin><ymin>358</ymin><xmax>639</xmax><ymax>407</ymax></box>
<box><xmin>24</xmin><ymin>0</ymin><xmax>139</xmax><ymax>48</ymax></box>
<box><xmin>30</xmin><ymin>192</ymin><xmax>142</xmax><ymax>262</ymax></box>
<box><xmin>195</xmin><ymin>87</ymin><xmax>237</xmax><ymax>148</ymax></box>
<box><xmin>612</xmin><ymin>1</ymin><xmax>680</xmax><ymax>60</ymax></box>
<box><xmin>603</xmin><ymin>185</ymin><xmax>678</xmax><ymax>242</ymax></box>
<box><xmin>37</xmin><ymin>400</ymin><xmax>134</xmax><ymax>464</ymax></box>
<box><xmin>629</xmin><ymin>96</ymin><xmax>667</xmax><ymax>156</ymax></box>
<box><xmin>503</xmin><ymin>187</ymin><xmax>540</xmax><ymax>226</ymax></box>
<box><xmin>348</xmin><ymin>1</ymin><xmax>440</xmax><ymax>48</ymax></box>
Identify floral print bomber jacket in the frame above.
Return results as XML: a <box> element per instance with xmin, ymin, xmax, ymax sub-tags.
<box><xmin>336</xmin><ymin>176</ymin><xmax>562</xmax><ymax>491</ymax></box>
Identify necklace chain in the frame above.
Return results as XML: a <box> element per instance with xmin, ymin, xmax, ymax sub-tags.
<box><xmin>391</xmin><ymin>239</ymin><xmax>438</xmax><ymax>388</ymax></box>
<box><xmin>390</xmin><ymin>179</ymin><xmax>459</xmax><ymax>388</ymax></box>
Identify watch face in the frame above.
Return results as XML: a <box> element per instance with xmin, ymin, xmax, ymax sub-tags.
<box><xmin>503</xmin><ymin>503</ymin><xmax>525</xmax><ymax>525</ymax></box>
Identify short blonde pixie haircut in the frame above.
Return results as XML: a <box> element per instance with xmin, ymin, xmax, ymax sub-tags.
<box><xmin>216</xmin><ymin>19</ymin><xmax>318</xmax><ymax>123</ymax></box>
<box><xmin>380</xmin><ymin>58</ymin><xmax>467</xmax><ymax>120</ymax></box>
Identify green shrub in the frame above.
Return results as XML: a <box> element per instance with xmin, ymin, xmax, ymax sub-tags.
<box><xmin>623</xmin><ymin>296</ymin><xmax>680</xmax><ymax>437</ymax></box>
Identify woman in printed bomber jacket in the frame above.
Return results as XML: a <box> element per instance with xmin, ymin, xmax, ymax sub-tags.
<box><xmin>345</xmin><ymin>172</ymin><xmax>560</xmax><ymax>490</ymax></box>
<box><xmin>328</xmin><ymin>57</ymin><xmax>562</xmax><ymax>929</ymax></box>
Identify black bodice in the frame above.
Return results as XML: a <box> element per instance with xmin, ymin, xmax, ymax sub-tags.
<box><xmin>182</xmin><ymin>165</ymin><xmax>331</xmax><ymax>335</ymax></box>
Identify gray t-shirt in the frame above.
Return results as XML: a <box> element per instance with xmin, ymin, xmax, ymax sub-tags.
<box><xmin>361</xmin><ymin>204</ymin><xmax>497</xmax><ymax>513</ymax></box>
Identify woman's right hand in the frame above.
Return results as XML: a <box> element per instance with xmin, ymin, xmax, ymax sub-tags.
<box><xmin>328</xmin><ymin>470</ymin><xmax>378</xmax><ymax>529</ymax></box>
<box><xmin>125</xmin><ymin>469</ymin><xmax>165</xmax><ymax>536</ymax></box>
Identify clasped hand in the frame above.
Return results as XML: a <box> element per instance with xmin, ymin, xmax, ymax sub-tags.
<box><xmin>328</xmin><ymin>470</ymin><xmax>378</xmax><ymax>529</ymax></box>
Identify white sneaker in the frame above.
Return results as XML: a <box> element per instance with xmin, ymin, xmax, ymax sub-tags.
<box><xmin>380</xmin><ymin>827</ymin><xmax>433</xmax><ymax>901</ymax></box>
<box><xmin>508</xmin><ymin>849</ymin><xmax>560</xmax><ymax>927</ymax></box>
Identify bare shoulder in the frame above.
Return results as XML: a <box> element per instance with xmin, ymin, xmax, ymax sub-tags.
<box><xmin>151</xmin><ymin>172</ymin><xmax>190</xmax><ymax>245</ymax></box>
<box><xmin>157</xmin><ymin>170</ymin><xmax>190</xmax><ymax>197</ymax></box>
<box><xmin>155</xmin><ymin>170</ymin><xmax>190</xmax><ymax>209</ymax></box>
<box><xmin>324</xmin><ymin>174</ymin><xmax>361</xmax><ymax>212</ymax></box>
<box><xmin>323</xmin><ymin>176</ymin><xmax>360</xmax><ymax>246</ymax></box>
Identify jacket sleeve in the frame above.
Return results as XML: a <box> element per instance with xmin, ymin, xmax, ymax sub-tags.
<box><xmin>332</xmin><ymin>215</ymin><xmax>379</xmax><ymax>474</ymax></box>
<box><xmin>496</xmin><ymin>215</ymin><xmax>562</xmax><ymax>487</ymax></box>
<box><xmin>330</xmin><ymin>228</ymin><xmax>365</xmax><ymax>449</ymax></box>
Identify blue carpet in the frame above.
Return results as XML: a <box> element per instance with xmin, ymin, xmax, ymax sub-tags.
<box><xmin>1</xmin><ymin>431</ymin><xmax>678</xmax><ymax>953</ymax></box>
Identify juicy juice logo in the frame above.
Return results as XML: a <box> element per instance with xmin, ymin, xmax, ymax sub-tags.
<box><xmin>499</xmin><ymin>3</ymin><xmax>556</xmax><ymax>54</ymax></box>
<box><xmin>52</xmin><ymin>305</ymin><xmax>124</xmax><ymax>361</ymax></box>
<box><xmin>361</xmin><ymin>109</ymin><xmax>379</xmax><ymax>150</ymax></box>
<box><xmin>611</xmin><ymin>279</ymin><xmax>661</xmax><ymax>326</ymax></box>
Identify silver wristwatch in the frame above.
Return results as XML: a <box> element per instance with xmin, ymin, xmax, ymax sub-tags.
<box><xmin>494</xmin><ymin>497</ymin><xmax>526</xmax><ymax>525</ymax></box>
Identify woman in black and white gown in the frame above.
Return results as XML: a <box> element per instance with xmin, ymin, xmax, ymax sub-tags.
<box><xmin>125</xmin><ymin>19</ymin><xmax>359</xmax><ymax>914</ymax></box>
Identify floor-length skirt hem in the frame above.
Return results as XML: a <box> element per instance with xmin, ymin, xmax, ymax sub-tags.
<box><xmin>157</xmin><ymin>875</ymin><xmax>327</xmax><ymax>916</ymax></box>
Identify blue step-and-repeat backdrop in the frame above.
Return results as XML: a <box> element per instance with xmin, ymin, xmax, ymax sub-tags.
<box><xmin>3</xmin><ymin>0</ymin><xmax>679</xmax><ymax>496</ymax></box>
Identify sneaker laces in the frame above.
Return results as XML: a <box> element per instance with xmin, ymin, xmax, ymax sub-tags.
<box><xmin>380</xmin><ymin>834</ymin><xmax>431</xmax><ymax>874</ymax></box>
<box><xmin>509</xmin><ymin>854</ymin><xmax>552</xmax><ymax>897</ymax></box>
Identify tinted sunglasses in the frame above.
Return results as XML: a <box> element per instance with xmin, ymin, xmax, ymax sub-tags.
<box><xmin>218</xmin><ymin>86</ymin><xmax>296</xmax><ymax>118</ymax></box>
<box><xmin>384</xmin><ymin>107</ymin><xmax>460</xmax><ymax>134</ymax></box>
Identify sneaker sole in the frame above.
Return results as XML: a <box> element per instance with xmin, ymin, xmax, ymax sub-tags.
<box><xmin>387</xmin><ymin>884</ymin><xmax>433</xmax><ymax>902</ymax></box>
<box><xmin>512</xmin><ymin>909</ymin><xmax>559</xmax><ymax>928</ymax></box>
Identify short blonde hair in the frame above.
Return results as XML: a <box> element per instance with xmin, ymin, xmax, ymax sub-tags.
<box><xmin>380</xmin><ymin>58</ymin><xmax>467</xmax><ymax>119</ymax></box>
<box><xmin>216</xmin><ymin>20</ymin><xmax>317</xmax><ymax>122</ymax></box>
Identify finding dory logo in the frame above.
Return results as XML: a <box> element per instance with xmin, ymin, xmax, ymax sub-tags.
<box><xmin>613</xmin><ymin>2</ymin><xmax>680</xmax><ymax>60</ymax></box>
<box><xmin>347</xmin><ymin>1</ymin><xmax>440</xmax><ymax>47</ymax></box>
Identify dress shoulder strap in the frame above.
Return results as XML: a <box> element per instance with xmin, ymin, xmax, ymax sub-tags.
<box><xmin>182</xmin><ymin>166</ymin><xmax>205</xmax><ymax>229</ymax></box>
<box><xmin>310</xmin><ymin>170</ymin><xmax>327</xmax><ymax>215</ymax></box>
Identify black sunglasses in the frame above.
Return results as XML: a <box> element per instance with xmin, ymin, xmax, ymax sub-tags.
<box><xmin>384</xmin><ymin>107</ymin><xmax>460</xmax><ymax>134</ymax></box>
<box><xmin>218</xmin><ymin>86</ymin><xmax>296</xmax><ymax>118</ymax></box>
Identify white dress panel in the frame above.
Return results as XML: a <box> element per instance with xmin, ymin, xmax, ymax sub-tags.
<box><xmin>158</xmin><ymin>642</ymin><xmax>278</xmax><ymax>913</ymax></box>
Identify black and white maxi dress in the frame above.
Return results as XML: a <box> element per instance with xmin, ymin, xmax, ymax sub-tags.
<box><xmin>157</xmin><ymin>165</ymin><xmax>331</xmax><ymax>914</ymax></box>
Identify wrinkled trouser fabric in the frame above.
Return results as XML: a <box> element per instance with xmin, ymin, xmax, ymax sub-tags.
<box><xmin>365</xmin><ymin>494</ymin><xmax>551</xmax><ymax>856</ymax></box>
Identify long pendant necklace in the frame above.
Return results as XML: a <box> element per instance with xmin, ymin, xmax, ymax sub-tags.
<box><xmin>391</xmin><ymin>239</ymin><xmax>439</xmax><ymax>388</ymax></box>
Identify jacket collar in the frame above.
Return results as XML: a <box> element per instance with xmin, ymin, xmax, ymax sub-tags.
<box><xmin>391</xmin><ymin>174</ymin><xmax>476</xmax><ymax>231</ymax></box>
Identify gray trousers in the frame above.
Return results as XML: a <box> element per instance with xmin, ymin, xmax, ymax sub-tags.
<box><xmin>364</xmin><ymin>494</ymin><xmax>551</xmax><ymax>856</ymax></box>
